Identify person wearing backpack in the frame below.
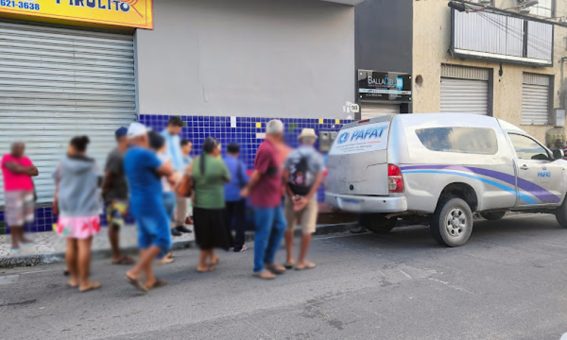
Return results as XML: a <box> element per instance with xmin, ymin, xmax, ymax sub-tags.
<box><xmin>283</xmin><ymin>128</ymin><xmax>325</xmax><ymax>271</ymax></box>
<box><xmin>223</xmin><ymin>143</ymin><xmax>249</xmax><ymax>252</ymax></box>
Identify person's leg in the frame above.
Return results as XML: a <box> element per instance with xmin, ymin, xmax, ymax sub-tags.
<box><xmin>10</xmin><ymin>226</ymin><xmax>22</xmax><ymax>249</ymax></box>
<box><xmin>265</xmin><ymin>206</ymin><xmax>287</xmax><ymax>269</ymax></box>
<box><xmin>253</xmin><ymin>207</ymin><xmax>273</xmax><ymax>273</ymax></box>
<box><xmin>77</xmin><ymin>237</ymin><xmax>100</xmax><ymax>291</ymax></box>
<box><xmin>297</xmin><ymin>199</ymin><xmax>318</xmax><ymax>269</ymax></box>
<box><xmin>225</xmin><ymin>202</ymin><xmax>237</xmax><ymax>248</ymax></box>
<box><xmin>233</xmin><ymin>200</ymin><xmax>247</xmax><ymax>251</ymax></box>
<box><xmin>174</xmin><ymin>196</ymin><xmax>191</xmax><ymax>232</ymax></box>
<box><xmin>197</xmin><ymin>249</ymin><xmax>209</xmax><ymax>272</ymax></box>
<box><xmin>20</xmin><ymin>192</ymin><xmax>34</xmax><ymax>244</ymax></box>
<box><xmin>283</xmin><ymin>197</ymin><xmax>296</xmax><ymax>266</ymax></box>
<box><xmin>140</xmin><ymin>246</ymin><xmax>161</xmax><ymax>287</ymax></box>
<box><xmin>66</xmin><ymin>238</ymin><xmax>78</xmax><ymax>287</ymax></box>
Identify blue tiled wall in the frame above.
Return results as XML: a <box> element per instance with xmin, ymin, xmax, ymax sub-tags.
<box><xmin>138</xmin><ymin>115</ymin><xmax>348</xmax><ymax>168</ymax></box>
<box><xmin>138</xmin><ymin>114</ymin><xmax>350</xmax><ymax>204</ymax></box>
<box><xmin>2</xmin><ymin>114</ymin><xmax>349</xmax><ymax>234</ymax></box>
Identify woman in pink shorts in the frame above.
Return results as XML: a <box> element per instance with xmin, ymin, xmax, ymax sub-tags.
<box><xmin>53</xmin><ymin>136</ymin><xmax>102</xmax><ymax>293</ymax></box>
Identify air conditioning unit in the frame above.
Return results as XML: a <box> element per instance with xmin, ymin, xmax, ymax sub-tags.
<box><xmin>516</xmin><ymin>0</ymin><xmax>538</xmax><ymax>13</ymax></box>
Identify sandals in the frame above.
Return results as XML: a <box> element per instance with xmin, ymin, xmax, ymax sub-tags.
<box><xmin>145</xmin><ymin>278</ymin><xmax>168</xmax><ymax>290</ymax></box>
<box><xmin>112</xmin><ymin>256</ymin><xmax>135</xmax><ymax>266</ymax></box>
<box><xmin>295</xmin><ymin>262</ymin><xmax>317</xmax><ymax>271</ymax></box>
<box><xmin>79</xmin><ymin>281</ymin><xmax>102</xmax><ymax>293</ymax></box>
<box><xmin>254</xmin><ymin>270</ymin><xmax>276</xmax><ymax>280</ymax></box>
<box><xmin>126</xmin><ymin>274</ymin><xmax>148</xmax><ymax>293</ymax></box>
<box><xmin>284</xmin><ymin>261</ymin><xmax>295</xmax><ymax>270</ymax></box>
<box><xmin>266</xmin><ymin>264</ymin><xmax>286</xmax><ymax>275</ymax></box>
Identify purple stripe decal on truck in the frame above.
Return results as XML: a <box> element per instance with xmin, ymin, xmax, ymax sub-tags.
<box><xmin>401</xmin><ymin>165</ymin><xmax>560</xmax><ymax>204</ymax></box>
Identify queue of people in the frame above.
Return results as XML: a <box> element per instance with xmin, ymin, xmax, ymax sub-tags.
<box><xmin>1</xmin><ymin>117</ymin><xmax>326</xmax><ymax>293</ymax></box>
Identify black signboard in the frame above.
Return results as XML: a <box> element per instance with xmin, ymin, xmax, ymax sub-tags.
<box><xmin>358</xmin><ymin>70</ymin><xmax>412</xmax><ymax>102</ymax></box>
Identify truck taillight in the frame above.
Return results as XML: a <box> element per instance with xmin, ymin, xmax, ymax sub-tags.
<box><xmin>388</xmin><ymin>164</ymin><xmax>404</xmax><ymax>193</ymax></box>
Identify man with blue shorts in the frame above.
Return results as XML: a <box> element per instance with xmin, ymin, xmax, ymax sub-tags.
<box><xmin>123</xmin><ymin>122</ymin><xmax>174</xmax><ymax>292</ymax></box>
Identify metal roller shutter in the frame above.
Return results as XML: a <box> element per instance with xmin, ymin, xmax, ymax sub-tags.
<box><xmin>0</xmin><ymin>21</ymin><xmax>136</xmax><ymax>206</ymax></box>
<box><xmin>440</xmin><ymin>65</ymin><xmax>490</xmax><ymax>115</ymax></box>
<box><xmin>521</xmin><ymin>73</ymin><xmax>551</xmax><ymax>126</ymax></box>
<box><xmin>360</xmin><ymin>103</ymin><xmax>400</xmax><ymax>119</ymax></box>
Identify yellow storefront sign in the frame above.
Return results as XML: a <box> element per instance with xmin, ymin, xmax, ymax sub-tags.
<box><xmin>0</xmin><ymin>0</ymin><xmax>153</xmax><ymax>29</ymax></box>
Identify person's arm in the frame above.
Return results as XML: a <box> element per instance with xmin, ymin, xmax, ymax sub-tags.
<box><xmin>4</xmin><ymin>161</ymin><xmax>37</xmax><ymax>176</ymax></box>
<box><xmin>157</xmin><ymin>161</ymin><xmax>174</xmax><ymax>178</ymax></box>
<box><xmin>241</xmin><ymin>148</ymin><xmax>270</xmax><ymax>197</ymax></box>
<box><xmin>282</xmin><ymin>169</ymin><xmax>294</xmax><ymax>198</ymax></box>
<box><xmin>241</xmin><ymin>170</ymin><xmax>261</xmax><ymax>197</ymax></box>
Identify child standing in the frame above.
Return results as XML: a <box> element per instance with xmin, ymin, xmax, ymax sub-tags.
<box><xmin>53</xmin><ymin>136</ymin><xmax>102</xmax><ymax>292</ymax></box>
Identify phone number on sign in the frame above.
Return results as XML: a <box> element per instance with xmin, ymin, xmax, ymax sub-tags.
<box><xmin>0</xmin><ymin>0</ymin><xmax>40</xmax><ymax>10</ymax></box>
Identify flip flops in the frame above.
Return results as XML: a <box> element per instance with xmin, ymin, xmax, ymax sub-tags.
<box><xmin>295</xmin><ymin>262</ymin><xmax>317</xmax><ymax>271</ymax></box>
<box><xmin>145</xmin><ymin>278</ymin><xmax>168</xmax><ymax>290</ymax></box>
<box><xmin>125</xmin><ymin>275</ymin><xmax>148</xmax><ymax>293</ymax></box>
<box><xmin>79</xmin><ymin>281</ymin><xmax>102</xmax><ymax>293</ymax></box>
<box><xmin>112</xmin><ymin>256</ymin><xmax>135</xmax><ymax>265</ymax></box>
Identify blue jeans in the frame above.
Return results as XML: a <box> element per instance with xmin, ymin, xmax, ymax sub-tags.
<box><xmin>163</xmin><ymin>192</ymin><xmax>176</xmax><ymax>220</ymax></box>
<box><xmin>253</xmin><ymin>205</ymin><xmax>286</xmax><ymax>273</ymax></box>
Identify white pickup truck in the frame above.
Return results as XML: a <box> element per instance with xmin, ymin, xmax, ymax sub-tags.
<box><xmin>325</xmin><ymin>113</ymin><xmax>566</xmax><ymax>247</ymax></box>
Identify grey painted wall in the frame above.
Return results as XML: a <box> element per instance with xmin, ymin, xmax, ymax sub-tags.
<box><xmin>136</xmin><ymin>0</ymin><xmax>355</xmax><ymax>119</ymax></box>
<box><xmin>355</xmin><ymin>0</ymin><xmax>413</xmax><ymax>74</ymax></box>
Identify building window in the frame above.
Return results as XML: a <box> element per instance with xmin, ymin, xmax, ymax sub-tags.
<box><xmin>529</xmin><ymin>0</ymin><xmax>554</xmax><ymax>18</ymax></box>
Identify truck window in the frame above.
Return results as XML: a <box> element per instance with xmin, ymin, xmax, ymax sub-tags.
<box><xmin>508</xmin><ymin>133</ymin><xmax>550</xmax><ymax>161</ymax></box>
<box><xmin>415</xmin><ymin>127</ymin><xmax>498</xmax><ymax>155</ymax></box>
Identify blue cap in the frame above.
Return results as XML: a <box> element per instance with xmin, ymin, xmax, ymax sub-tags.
<box><xmin>115</xmin><ymin>127</ymin><xmax>128</xmax><ymax>139</ymax></box>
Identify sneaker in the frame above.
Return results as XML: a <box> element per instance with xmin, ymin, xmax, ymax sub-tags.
<box><xmin>254</xmin><ymin>270</ymin><xmax>276</xmax><ymax>280</ymax></box>
<box><xmin>171</xmin><ymin>228</ymin><xmax>182</xmax><ymax>237</ymax></box>
<box><xmin>175</xmin><ymin>225</ymin><xmax>192</xmax><ymax>234</ymax></box>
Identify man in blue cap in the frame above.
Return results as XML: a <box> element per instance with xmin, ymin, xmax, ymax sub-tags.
<box><xmin>102</xmin><ymin>127</ymin><xmax>134</xmax><ymax>265</ymax></box>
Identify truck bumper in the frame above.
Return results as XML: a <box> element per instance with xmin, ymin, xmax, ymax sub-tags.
<box><xmin>325</xmin><ymin>192</ymin><xmax>408</xmax><ymax>213</ymax></box>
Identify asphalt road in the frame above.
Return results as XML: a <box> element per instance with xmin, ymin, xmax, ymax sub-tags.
<box><xmin>2</xmin><ymin>214</ymin><xmax>567</xmax><ymax>340</ymax></box>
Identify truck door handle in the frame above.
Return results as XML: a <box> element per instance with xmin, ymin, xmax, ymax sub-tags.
<box><xmin>520</xmin><ymin>164</ymin><xmax>529</xmax><ymax>170</ymax></box>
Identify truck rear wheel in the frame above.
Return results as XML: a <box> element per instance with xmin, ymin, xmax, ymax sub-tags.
<box><xmin>431</xmin><ymin>198</ymin><xmax>473</xmax><ymax>247</ymax></box>
<box><xmin>359</xmin><ymin>214</ymin><xmax>396</xmax><ymax>234</ymax></box>
<box><xmin>480</xmin><ymin>211</ymin><xmax>506</xmax><ymax>221</ymax></box>
<box><xmin>555</xmin><ymin>198</ymin><xmax>567</xmax><ymax>228</ymax></box>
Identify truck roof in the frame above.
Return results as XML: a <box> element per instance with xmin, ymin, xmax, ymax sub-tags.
<box><xmin>344</xmin><ymin>113</ymin><xmax>526</xmax><ymax>134</ymax></box>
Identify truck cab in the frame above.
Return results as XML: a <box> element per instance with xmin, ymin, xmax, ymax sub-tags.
<box><xmin>325</xmin><ymin>113</ymin><xmax>567</xmax><ymax>247</ymax></box>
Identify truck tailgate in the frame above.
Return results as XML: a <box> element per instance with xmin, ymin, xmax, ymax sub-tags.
<box><xmin>326</xmin><ymin>119</ymin><xmax>390</xmax><ymax>196</ymax></box>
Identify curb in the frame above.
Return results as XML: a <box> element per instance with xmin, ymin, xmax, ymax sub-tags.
<box><xmin>0</xmin><ymin>222</ymin><xmax>356</xmax><ymax>269</ymax></box>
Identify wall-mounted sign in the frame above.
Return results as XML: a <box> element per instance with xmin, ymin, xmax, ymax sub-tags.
<box><xmin>0</xmin><ymin>0</ymin><xmax>153</xmax><ymax>29</ymax></box>
<box><xmin>358</xmin><ymin>70</ymin><xmax>412</xmax><ymax>102</ymax></box>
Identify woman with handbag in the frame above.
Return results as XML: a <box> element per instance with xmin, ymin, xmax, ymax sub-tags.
<box><xmin>191</xmin><ymin>137</ymin><xmax>232</xmax><ymax>272</ymax></box>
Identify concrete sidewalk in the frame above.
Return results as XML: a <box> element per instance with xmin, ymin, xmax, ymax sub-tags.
<box><xmin>0</xmin><ymin>222</ymin><xmax>356</xmax><ymax>268</ymax></box>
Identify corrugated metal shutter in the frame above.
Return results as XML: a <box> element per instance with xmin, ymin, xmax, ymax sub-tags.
<box><xmin>521</xmin><ymin>73</ymin><xmax>551</xmax><ymax>126</ymax></box>
<box><xmin>0</xmin><ymin>21</ymin><xmax>136</xmax><ymax>206</ymax></box>
<box><xmin>440</xmin><ymin>65</ymin><xmax>490</xmax><ymax>115</ymax></box>
<box><xmin>360</xmin><ymin>103</ymin><xmax>399</xmax><ymax>119</ymax></box>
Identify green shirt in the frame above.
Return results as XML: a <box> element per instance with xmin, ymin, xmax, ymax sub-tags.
<box><xmin>192</xmin><ymin>155</ymin><xmax>230</xmax><ymax>209</ymax></box>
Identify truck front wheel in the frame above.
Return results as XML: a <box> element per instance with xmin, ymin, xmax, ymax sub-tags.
<box><xmin>359</xmin><ymin>214</ymin><xmax>396</xmax><ymax>234</ymax></box>
<box><xmin>431</xmin><ymin>198</ymin><xmax>473</xmax><ymax>247</ymax></box>
<box><xmin>555</xmin><ymin>198</ymin><xmax>567</xmax><ymax>228</ymax></box>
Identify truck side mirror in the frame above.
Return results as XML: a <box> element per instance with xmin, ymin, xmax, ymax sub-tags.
<box><xmin>553</xmin><ymin>149</ymin><xmax>564</xmax><ymax>160</ymax></box>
